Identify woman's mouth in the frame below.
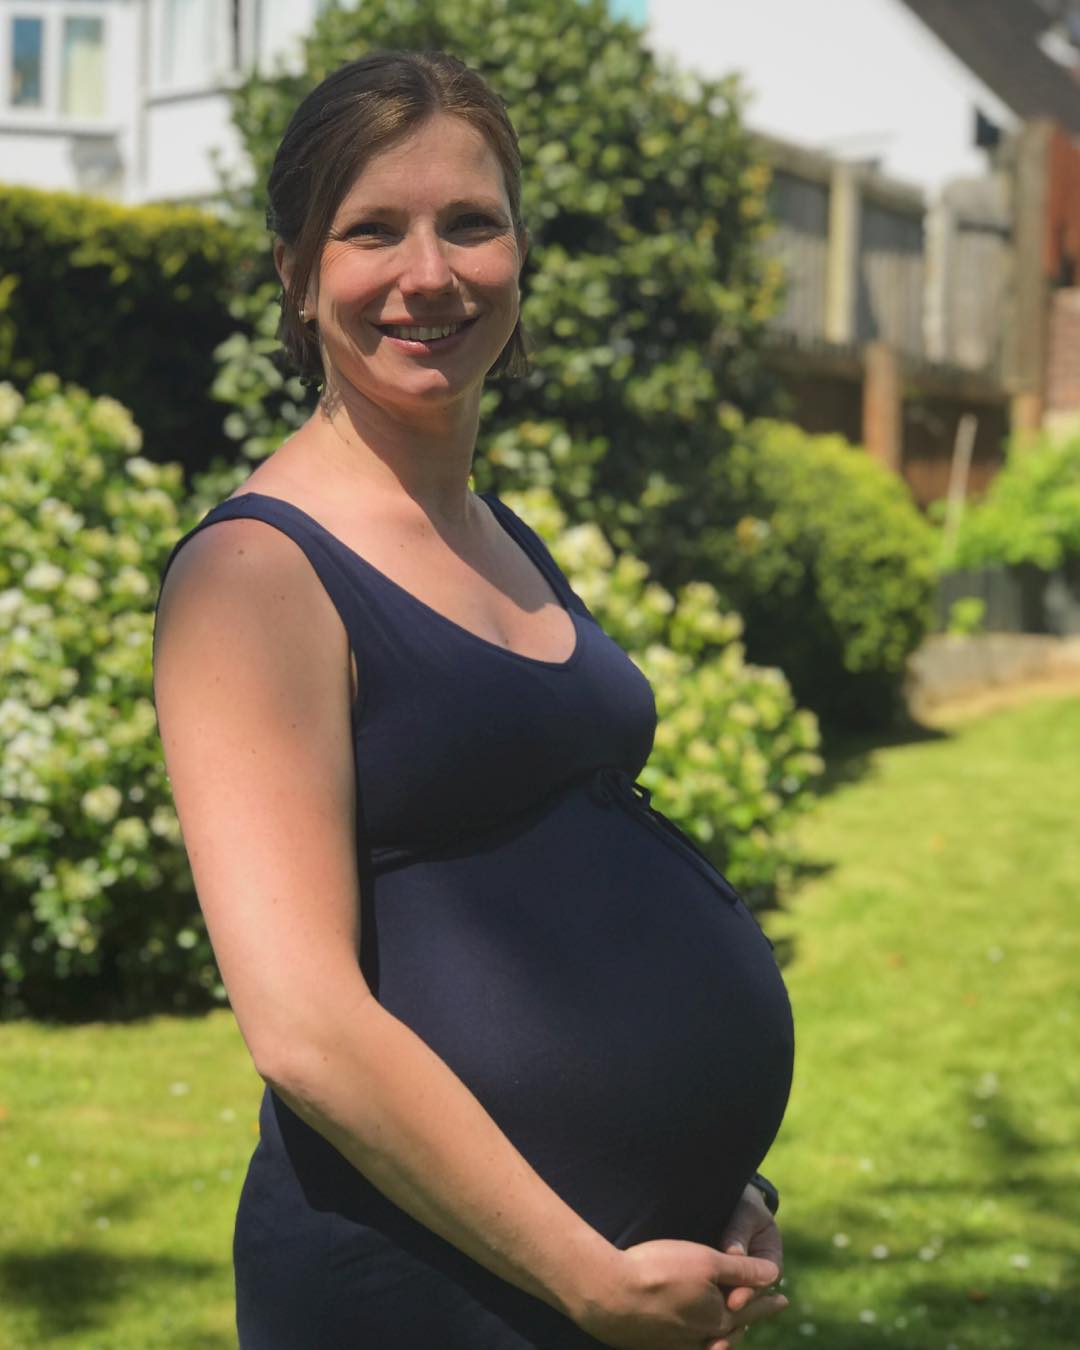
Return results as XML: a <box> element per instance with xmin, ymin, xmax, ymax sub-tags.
<box><xmin>375</xmin><ymin>316</ymin><xmax>479</xmax><ymax>350</ymax></box>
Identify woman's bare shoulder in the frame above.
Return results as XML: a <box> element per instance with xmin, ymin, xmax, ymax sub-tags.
<box><xmin>152</xmin><ymin>505</ymin><xmax>362</xmax><ymax>1078</ymax></box>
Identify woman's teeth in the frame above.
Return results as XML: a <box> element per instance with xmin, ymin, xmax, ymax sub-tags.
<box><xmin>382</xmin><ymin>321</ymin><xmax>469</xmax><ymax>340</ymax></box>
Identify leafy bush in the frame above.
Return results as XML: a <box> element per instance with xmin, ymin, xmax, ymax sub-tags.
<box><xmin>0</xmin><ymin>185</ymin><xmax>250</xmax><ymax>467</ymax></box>
<box><xmin>504</xmin><ymin>486</ymin><xmax>824</xmax><ymax>901</ymax></box>
<box><xmin>0</xmin><ymin>376</ymin><xmax>214</xmax><ymax>1019</ymax></box>
<box><xmin>1</xmin><ymin>379</ymin><xmax>821</xmax><ymax>1018</ymax></box>
<box><xmin>941</xmin><ymin>430</ymin><xmax>1080</xmax><ymax>573</ymax></box>
<box><xmin>944</xmin><ymin>596</ymin><xmax>987</xmax><ymax>636</ymax></box>
<box><xmin>697</xmin><ymin>419</ymin><xmax>939</xmax><ymax>730</ymax></box>
<box><xmin>213</xmin><ymin>0</ymin><xmax>931</xmax><ymax>731</ymax></box>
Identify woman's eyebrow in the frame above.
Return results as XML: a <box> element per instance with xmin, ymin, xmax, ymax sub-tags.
<box><xmin>338</xmin><ymin>197</ymin><xmax>508</xmax><ymax>220</ymax></box>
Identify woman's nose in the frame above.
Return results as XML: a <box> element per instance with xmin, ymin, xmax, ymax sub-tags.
<box><xmin>398</xmin><ymin>228</ymin><xmax>455</xmax><ymax>296</ymax></box>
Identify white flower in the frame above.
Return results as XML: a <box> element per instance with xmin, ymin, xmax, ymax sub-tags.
<box><xmin>111</xmin><ymin>817</ymin><xmax>149</xmax><ymax>850</ymax></box>
<box><xmin>24</xmin><ymin>561</ymin><xmax>65</xmax><ymax>592</ymax></box>
<box><xmin>0</xmin><ymin>588</ymin><xmax>25</xmax><ymax>620</ymax></box>
<box><xmin>110</xmin><ymin>566</ymin><xmax>151</xmax><ymax>599</ymax></box>
<box><xmin>832</xmin><ymin>1232</ymin><xmax>851</xmax><ymax>1248</ymax></box>
<box><xmin>0</xmin><ymin>381</ymin><xmax>24</xmax><ymax>426</ymax></box>
<box><xmin>125</xmin><ymin>456</ymin><xmax>159</xmax><ymax>486</ymax></box>
<box><xmin>871</xmin><ymin>1243</ymin><xmax>889</xmax><ymax>1259</ymax></box>
<box><xmin>858</xmin><ymin>1309</ymin><xmax>876</xmax><ymax>1324</ymax></box>
<box><xmin>81</xmin><ymin>784</ymin><xmax>123</xmax><ymax>823</ymax></box>
<box><xmin>66</xmin><ymin>574</ymin><xmax>101</xmax><ymax>603</ymax></box>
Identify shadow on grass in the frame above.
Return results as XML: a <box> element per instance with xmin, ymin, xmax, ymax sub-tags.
<box><xmin>751</xmin><ymin>1088</ymin><xmax>1079</xmax><ymax>1348</ymax></box>
<box><xmin>0</xmin><ymin>1246</ymin><xmax>229</xmax><ymax>1345</ymax></box>
<box><xmin>812</xmin><ymin>710</ymin><xmax>952</xmax><ymax>802</ymax></box>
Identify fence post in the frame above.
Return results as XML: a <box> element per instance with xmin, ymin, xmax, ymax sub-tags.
<box><xmin>1006</xmin><ymin>119</ymin><xmax>1053</xmax><ymax>440</ymax></box>
<box><xmin>863</xmin><ymin>342</ymin><xmax>903</xmax><ymax>474</ymax></box>
<box><xmin>825</xmin><ymin>162</ymin><xmax>861</xmax><ymax>344</ymax></box>
<box><xmin>924</xmin><ymin>192</ymin><xmax>955</xmax><ymax>363</ymax></box>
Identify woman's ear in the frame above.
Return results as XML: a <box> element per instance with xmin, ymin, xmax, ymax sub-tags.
<box><xmin>274</xmin><ymin>237</ymin><xmax>316</xmax><ymax>321</ymax></box>
<box><xmin>273</xmin><ymin>237</ymin><xmax>292</xmax><ymax>291</ymax></box>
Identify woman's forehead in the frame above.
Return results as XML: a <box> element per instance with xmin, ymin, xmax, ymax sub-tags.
<box><xmin>335</xmin><ymin>115</ymin><xmax>508</xmax><ymax>214</ymax></box>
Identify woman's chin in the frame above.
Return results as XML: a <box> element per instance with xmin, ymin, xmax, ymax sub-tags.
<box><xmin>331</xmin><ymin>367</ymin><xmax>487</xmax><ymax>418</ymax></box>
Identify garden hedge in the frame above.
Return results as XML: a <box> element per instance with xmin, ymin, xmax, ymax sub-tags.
<box><xmin>0</xmin><ymin>184</ymin><xmax>250</xmax><ymax>467</ymax></box>
<box><xmin>1</xmin><ymin>379</ymin><xmax>821</xmax><ymax>1019</ymax></box>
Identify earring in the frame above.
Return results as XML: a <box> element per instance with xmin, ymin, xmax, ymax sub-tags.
<box><xmin>299</xmin><ymin>303</ymin><xmax>307</xmax><ymax>323</ymax></box>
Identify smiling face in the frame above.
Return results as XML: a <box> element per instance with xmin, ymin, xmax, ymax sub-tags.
<box><xmin>283</xmin><ymin>113</ymin><xmax>526</xmax><ymax>419</ymax></box>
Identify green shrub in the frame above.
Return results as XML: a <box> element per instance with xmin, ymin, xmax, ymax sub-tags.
<box><xmin>0</xmin><ymin>380</ymin><xmax>821</xmax><ymax>1019</ymax></box>
<box><xmin>0</xmin><ymin>185</ymin><xmax>250</xmax><ymax>467</ymax></box>
<box><xmin>697</xmin><ymin>419</ymin><xmax>939</xmax><ymax>730</ymax></box>
<box><xmin>213</xmin><ymin>0</ymin><xmax>931</xmax><ymax>732</ymax></box>
<box><xmin>0</xmin><ymin>376</ymin><xmax>214</xmax><ymax>1020</ymax></box>
<box><xmin>942</xmin><ymin>431</ymin><xmax>1080</xmax><ymax>572</ymax></box>
<box><xmin>945</xmin><ymin>596</ymin><xmax>986</xmax><ymax>636</ymax></box>
<box><xmin>504</xmin><ymin>486</ymin><xmax>824</xmax><ymax>902</ymax></box>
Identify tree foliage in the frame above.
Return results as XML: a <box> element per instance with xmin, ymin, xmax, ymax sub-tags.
<box><xmin>0</xmin><ymin>185</ymin><xmax>249</xmax><ymax>469</ymax></box>
<box><xmin>0</xmin><ymin>382</ymin><xmax>819</xmax><ymax>1018</ymax></box>
<box><xmin>0</xmin><ymin>378</ymin><xmax>217</xmax><ymax>1019</ymax></box>
<box><xmin>218</xmin><ymin>0</ymin><xmax>782</xmax><ymax>540</ymax></box>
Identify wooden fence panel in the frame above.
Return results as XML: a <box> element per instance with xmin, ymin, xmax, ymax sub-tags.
<box><xmin>764</xmin><ymin>168</ymin><xmax>829</xmax><ymax>343</ymax></box>
<box><xmin>857</xmin><ymin>197</ymin><xmax>925</xmax><ymax>356</ymax></box>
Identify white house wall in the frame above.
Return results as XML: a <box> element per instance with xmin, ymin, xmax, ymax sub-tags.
<box><xmin>0</xmin><ymin>0</ymin><xmax>327</xmax><ymax>204</ymax></box>
<box><xmin>144</xmin><ymin>91</ymin><xmax>246</xmax><ymax>202</ymax></box>
<box><xmin>645</xmin><ymin>0</ymin><xmax>1020</xmax><ymax>195</ymax></box>
<box><xmin>0</xmin><ymin>0</ymin><xmax>141</xmax><ymax>198</ymax></box>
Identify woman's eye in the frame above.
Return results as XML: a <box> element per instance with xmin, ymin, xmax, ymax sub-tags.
<box><xmin>346</xmin><ymin>221</ymin><xmax>391</xmax><ymax>238</ymax></box>
<box><xmin>453</xmin><ymin>214</ymin><xmax>499</xmax><ymax>231</ymax></box>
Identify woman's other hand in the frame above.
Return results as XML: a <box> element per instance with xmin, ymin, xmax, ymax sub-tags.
<box><xmin>716</xmin><ymin>1182</ymin><xmax>787</xmax><ymax>1340</ymax></box>
<box><xmin>575</xmin><ymin>1237</ymin><xmax>786</xmax><ymax>1350</ymax></box>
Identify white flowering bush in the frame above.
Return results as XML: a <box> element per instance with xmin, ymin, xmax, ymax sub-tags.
<box><xmin>501</xmin><ymin>486</ymin><xmax>824</xmax><ymax>902</ymax></box>
<box><xmin>0</xmin><ymin>376</ymin><xmax>215</xmax><ymax>1017</ymax></box>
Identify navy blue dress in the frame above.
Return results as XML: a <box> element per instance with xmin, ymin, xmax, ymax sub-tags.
<box><xmin>156</xmin><ymin>490</ymin><xmax>794</xmax><ymax>1349</ymax></box>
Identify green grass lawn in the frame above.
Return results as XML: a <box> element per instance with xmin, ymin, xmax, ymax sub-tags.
<box><xmin>752</xmin><ymin>690</ymin><xmax>1080</xmax><ymax>1349</ymax></box>
<box><xmin>2</xmin><ymin>691</ymin><xmax>1078</xmax><ymax>1348</ymax></box>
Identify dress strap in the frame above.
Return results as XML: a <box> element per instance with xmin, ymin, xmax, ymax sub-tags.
<box><xmin>153</xmin><ymin>494</ymin><xmax>383</xmax><ymax>721</ymax></box>
<box><xmin>480</xmin><ymin>492</ymin><xmax>595</xmax><ymax>622</ymax></box>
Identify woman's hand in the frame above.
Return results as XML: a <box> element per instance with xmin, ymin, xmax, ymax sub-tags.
<box><xmin>573</xmin><ymin>1237</ymin><xmax>787</xmax><ymax>1350</ymax></box>
<box><xmin>714</xmin><ymin>1182</ymin><xmax>788</xmax><ymax>1344</ymax></box>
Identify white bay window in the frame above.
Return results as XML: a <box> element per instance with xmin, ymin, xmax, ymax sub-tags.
<box><xmin>4</xmin><ymin>5</ymin><xmax>108</xmax><ymax>122</ymax></box>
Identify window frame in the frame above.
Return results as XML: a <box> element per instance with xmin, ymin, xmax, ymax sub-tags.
<box><xmin>0</xmin><ymin>2</ymin><xmax>112</xmax><ymax>129</ymax></box>
<box><xmin>148</xmin><ymin>0</ymin><xmax>241</xmax><ymax>99</ymax></box>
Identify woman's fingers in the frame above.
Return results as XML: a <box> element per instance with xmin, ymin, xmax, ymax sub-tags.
<box><xmin>712</xmin><ymin>1250</ymin><xmax>781</xmax><ymax>1289</ymax></box>
<box><xmin>705</xmin><ymin>1290</ymin><xmax>790</xmax><ymax>1348</ymax></box>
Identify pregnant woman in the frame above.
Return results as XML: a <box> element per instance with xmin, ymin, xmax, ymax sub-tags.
<box><xmin>151</xmin><ymin>50</ymin><xmax>795</xmax><ymax>1349</ymax></box>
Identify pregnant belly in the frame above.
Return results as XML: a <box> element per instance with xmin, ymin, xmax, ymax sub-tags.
<box><xmin>365</xmin><ymin>783</ymin><xmax>795</xmax><ymax>1247</ymax></box>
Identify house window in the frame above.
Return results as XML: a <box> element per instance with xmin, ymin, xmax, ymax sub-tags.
<box><xmin>255</xmin><ymin>0</ymin><xmax>299</xmax><ymax>69</ymax></box>
<box><xmin>6</xmin><ymin>8</ymin><xmax>108</xmax><ymax>119</ymax></box>
<box><xmin>157</xmin><ymin>0</ymin><xmax>240</xmax><ymax>89</ymax></box>
<box><xmin>11</xmin><ymin>15</ymin><xmax>44</xmax><ymax>107</ymax></box>
<box><xmin>61</xmin><ymin>16</ymin><xmax>105</xmax><ymax>118</ymax></box>
<box><xmin>159</xmin><ymin>0</ymin><xmax>216</xmax><ymax>87</ymax></box>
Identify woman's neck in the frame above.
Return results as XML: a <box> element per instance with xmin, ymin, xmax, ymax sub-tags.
<box><xmin>290</xmin><ymin>380</ymin><xmax>484</xmax><ymax>526</ymax></box>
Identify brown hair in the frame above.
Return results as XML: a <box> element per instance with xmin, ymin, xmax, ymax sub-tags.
<box><xmin>266</xmin><ymin>49</ymin><xmax>531</xmax><ymax>388</ymax></box>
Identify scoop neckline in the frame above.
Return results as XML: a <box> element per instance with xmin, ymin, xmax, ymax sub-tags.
<box><xmin>213</xmin><ymin>489</ymin><xmax>584</xmax><ymax>673</ymax></box>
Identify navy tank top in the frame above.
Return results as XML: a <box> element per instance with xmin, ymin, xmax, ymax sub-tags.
<box><xmin>155</xmin><ymin>489</ymin><xmax>794</xmax><ymax>1349</ymax></box>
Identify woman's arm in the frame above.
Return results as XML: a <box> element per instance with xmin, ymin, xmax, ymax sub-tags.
<box><xmin>152</xmin><ymin>518</ymin><xmax>782</xmax><ymax>1343</ymax></box>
